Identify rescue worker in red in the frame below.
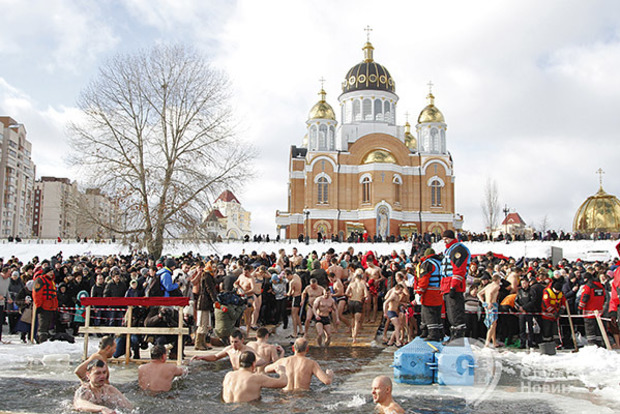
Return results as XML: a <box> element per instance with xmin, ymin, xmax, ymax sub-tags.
<box><xmin>578</xmin><ymin>271</ymin><xmax>605</xmax><ymax>347</ymax></box>
<box><xmin>33</xmin><ymin>263</ymin><xmax>58</xmax><ymax>343</ymax></box>
<box><xmin>541</xmin><ymin>279</ymin><xmax>565</xmax><ymax>345</ymax></box>
<box><xmin>607</xmin><ymin>265</ymin><xmax>620</xmax><ymax>347</ymax></box>
<box><xmin>416</xmin><ymin>248</ymin><xmax>444</xmax><ymax>342</ymax></box>
<box><xmin>440</xmin><ymin>230</ymin><xmax>470</xmax><ymax>341</ymax></box>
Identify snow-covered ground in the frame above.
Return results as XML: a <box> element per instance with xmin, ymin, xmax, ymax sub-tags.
<box><xmin>0</xmin><ymin>239</ymin><xmax>618</xmax><ymax>262</ymax></box>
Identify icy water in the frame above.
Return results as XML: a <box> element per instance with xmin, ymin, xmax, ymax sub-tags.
<box><xmin>0</xmin><ymin>344</ymin><xmax>594</xmax><ymax>414</ymax></box>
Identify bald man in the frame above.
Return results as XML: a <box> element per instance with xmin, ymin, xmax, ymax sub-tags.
<box><xmin>371</xmin><ymin>375</ymin><xmax>404</xmax><ymax>414</ymax></box>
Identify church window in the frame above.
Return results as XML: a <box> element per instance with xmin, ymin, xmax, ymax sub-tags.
<box><xmin>393</xmin><ymin>176</ymin><xmax>402</xmax><ymax>204</ymax></box>
<box><xmin>363</xmin><ymin>98</ymin><xmax>372</xmax><ymax>120</ymax></box>
<box><xmin>353</xmin><ymin>100</ymin><xmax>361</xmax><ymax>121</ymax></box>
<box><xmin>310</xmin><ymin>126</ymin><xmax>317</xmax><ymax>150</ymax></box>
<box><xmin>374</xmin><ymin>99</ymin><xmax>383</xmax><ymax>121</ymax></box>
<box><xmin>317</xmin><ymin>177</ymin><xmax>328</xmax><ymax>204</ymax></box>
<box><xmin>431</xmin><ymin>180</ymin><xmax>442</xmax><ymax>206</ymax></box>
<box><xmin>384</xmin><ymin>101</ymin><xmax>391</xmax><ymax>123</ymax></box>
<box><xmin>329</xmin><ymin>126</ymin><xmax>335</xmax><ymax>150</ymax></box>
<box><xmin>362</xmin><ymin>176</ymin><xmax>371</xmax><ymax>203</ymax></box>
<box><xmin>319</xmin><ymin>125</ymin><xmax>327</xmax><ymax>150</ymax></box>
<box><xmin>430</xmin><ymin>128</ymin><xmax>439</xmax><ymax>153</ymax></box>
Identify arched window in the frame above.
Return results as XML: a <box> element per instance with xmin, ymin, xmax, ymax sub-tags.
<box><xmin>431</xmin><ymin>179</ymin><xmax>442</xmax><ymax>206</ymax></box>
<box><xmin>393</xmin><ymin>176</ymin><xmax>402</xmax><ymax>204</ymax></box>
<box><xmin>344</xmin><ymin>101</ymin><xmax>352</xmax><ymax>123</ymax></box>
<box><xmin>309</xmin><ymin>126</ymin><xmax>317</xmax><ymax>150</ymax></box>
<box><xmin>329</xmin><ymin>126</ymin><xmax>335</xmax><ymax>150</ymax></box>
<box><xmin>317</xmin><ymin>177</ymin><xmax>328</xmax><ymax>204</ymax></box>
<box><xmin>363</xmin><ymin>98</ymin><xmax>372</xmax><ymax>120</ymax></box>
<box><xmin>319</xmin><ymin>125</ymin><xmax>327</xmax><ymax>150</ymax></box>
<box><xmin>362</xmin><ymin>176</ymin><xmax>371</xmax><ymax>203</ymax></box>
<box><xmin>374</xmin><ymin>99</ymin><xmax>383</xmax><ymax>121</ymax></box>
<box><xmin>430</xmin><ymin>128</ymin><xmax>439</xmax><ymax>153</ymax></box>
<box><xmin>384</xmin><ymin>101</ymin><xmax>391</xmax><ymax>124</ymax></box>
<box><xmin>353</xmin><ymin>100</ymin><xmax>361</xmax><ymax>121</ymax></box>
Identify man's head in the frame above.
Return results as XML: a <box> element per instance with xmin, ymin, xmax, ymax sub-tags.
<box><xmin>86</xmin><ymin>359</ymin><xmax>109</xmax><ymax>388</ymax></box>
<box><xmin>238</xmin><ymin>351</ymin><xmax>256</xmax><ymax>370</ymax></box>
<box><xmin>99</xmin><ymin>335</ymin><xmax>117</xmax><ymax>357</ymax></box>
<box><xmin>229</xmin><ymin>329</ymin><xmax>245</xmax><ymax>350</ymax></box>
<box><xmin>150</xmin><ymin>344</ymin><xmax>167</xmax><ymax>361</ymax></box>
<box><xmin>371</xmin><ymin>375</ymin><xmax>393</xmax><ymax>404</ymax></box>
<box><xmin>309</xmin><ymin>278</ymin><xmax>318</xmax><ymax>287</ymax></box>
<box><xmin>164</xmin><ymin>257</ymin><xmax>177</xmax><ymax>270</ymax></box>
<box><xmin>256</xmin><ymin>327</ymin><xmax>270</xmax><ymax>340</ymax></box>
<box><xmin>293</xmin><ymin>337</ymin><xmax>308</xmax><ymax>354</ymax></box>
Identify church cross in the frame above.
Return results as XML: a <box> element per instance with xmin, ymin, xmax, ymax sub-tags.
<box><xmin>596</xmin><ymin>168</ymin><xmax>605</xmax><ymax>187</ymax></box>
<box><xmin>404</xmin><ymin>111</ymin><xmax>410</xmax><ymax>123</ymax></box>
<box><xmin>364</xmin><ymin>25</ymin><xmax>373</xmax><ymax>42</ymax></box>
<box><xmin>319</xmin><ymin>77</ymin><xmax>326</xmax><ymax>89</ymax></box>
<box><xmin>427</xmin><ymin>80</ymin><xmax>434</xmax><ymax>94</ymax></box>
<box><xmin>381</xmin><ymin>172</ymin><xmax>385</xmax><ymax>182</ymax></box>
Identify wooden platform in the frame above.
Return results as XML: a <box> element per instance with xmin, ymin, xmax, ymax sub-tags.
<box><xmin>304</xmin><ymin>319</ymin><xmax>382</xmax><ymax>347</ymax></box>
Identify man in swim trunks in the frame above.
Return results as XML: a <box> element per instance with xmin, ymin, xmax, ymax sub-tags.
<box><xmin>265</xmin><ymin>337</ymin><xmax>333</xmax><ymax>391</ymax></box>
<box><xmin>328</xmin><ymin>272</ymin><xmax>350</xmax><ymax>330</ymax></box>
<box><xmin>371</xmin><ymin>375</ymin><xmax>404</xmax><ymax>414</ymax></box>
<box><xmin>301</xmin><ymin>278</ymin><xmax>325</xmax><ymax>338</ymax></box>
<box><xmin>222</xmin><ymin>351</ymin><xmax>287</xmax><ymax>403</ymax></box>
<box><xmin>477</xmin><ymin>273</ymin><xmax>501</xmax><ymax>347</ymax></box>
<box><xmin>285</xmin><ymin>269</ymin><xmax>303</xmax><ymax>337</ymax></box>
<box><xmin>312</xmin><ymin>289</ymin><xmax>338</xmax><ymax>347</ymax></box>
<box><xmin>233</xmin><ymin>265</ymin><xmax>257</xmax><ymax>332</ymax></box>
<box><xmin>191</xmin><ymin>329</ymin><xmax>266</xmax><ymax>370</ymax></box>
<box><xmin>383</xmin><ymin>284</ymin><xmax>405</xmax><ymax>347</ymax></box>
<box><xmin>138</xmin><ymin>345</ymin><xmax>187</xmax><ymax>393</ymax></box>
<box><xmin>73</xmin><ymin>359</ymin><xmax>132</xmax><ymax>413</ymax></box>
<box><xmin>346</xmin><ymin>269</ymin><xmax>369</xmax><ymax>344</ymax></box>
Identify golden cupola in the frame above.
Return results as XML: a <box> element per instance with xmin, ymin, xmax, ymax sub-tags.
<box><xmin>404</xmin><ymin>121</ymin><xmax>417</xmax><ymax>151</ymax></box>
<box><xmin>308</xmin><ymin>88</ymin><xmax>336</xmax><ymax>121</ymax></box>
<box><xmin>418</xmin><ymin>92</ymin><xmax>445</xmax><ymax>124</ymax></box>
<box><xmin>573</xmin><ymin>182</ymin><xmax>620</xmax><ymax>233</ymax></box>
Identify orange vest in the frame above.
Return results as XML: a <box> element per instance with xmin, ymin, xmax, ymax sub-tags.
<box><xmin>33</xmin><ymin>274</ymin><xmax>58</xmax><ymax>311</ymax></box>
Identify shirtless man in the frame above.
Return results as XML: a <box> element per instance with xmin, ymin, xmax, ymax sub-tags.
<box><xmin>327</xmin><ymin>257</ymin><xmax>346</xmax><ymax>282</ymax></box>
<box><xmin>371</xmin><ymin>375</ymin><xmax>404</xmax><ymax>414</ymax></box>
<box><xmin>312</xmin><ymin>289</ymin><xmax>339</xmax><ymax>347</ymax></box>
<box><xmin>301</xmin><ymin>278</ymin><xmax>325</xmax><ymax>337</ymax></box>
<box><xmin>191</xmin><ymin>329</ymin><xmax>265</xmax><ymax>370</ymax></box>
<box><xmin>73</xmin><ymin>360</ymin><xmax>132</xmax><ymax>413</ymax></box>
<box><xmin>285</xmin><ymin>269</ymin><xmax>303</xmax><ymax>337</ymax></box>
<box><xmin>138</xmin><ymin>345</ymin><xmax>187</xmax><ymax>393</ymax></box>
<box><xmin>75</xmin><ymin>336</ymin><xmax>116</xmax><ymax>383</ymax></box>
<box><xmin>365</xmin><ymin>257</ymin><xmax>382</xmax><ymax>323</ymax></box>
<box><xmin>265</xmin><ymin>337</ymin><xmax>333</xmax><ymax>391</ymax></box>
<box><xmin>250</xmin><ymin>266</ymin><xmax>267</xmax><ymax>329</ymax></box>
<box><xmin>346</xmin><ymin>270</ymin><xmax>369</xmax><ymax>344</ymax></box>
<box><xmin>477</xmin><ymin>273</ymin><xmax>501</xmax><ymax>347</ymax></box>
<box><xmin>329</xmin><ymin>272</ymin><xmax>350</xmax><ymax>329</ymax></box>
<box><xmin>222</xmin><ymin>351</ymin><xmax>287</xmax><ymax>403</ymax></box>
<box><xmin>234</xmin><ymin>265</ymin><xmax>257</xmax><ymax>331</ymax></box>
<box><xmin>247</xmin><ymin>327</ymin><xmax>284</xmax><ymax>372</ymax></box>
<box><xmin>383</xmin><ymin>284</ymin><xmax>405</xmax><ymax>347</ymax></box>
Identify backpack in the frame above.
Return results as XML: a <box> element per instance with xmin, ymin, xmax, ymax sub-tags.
<box><xmin>145</xmin><ymin>275</ymin><xmax>164</xmax><ymax>297</ymax></box>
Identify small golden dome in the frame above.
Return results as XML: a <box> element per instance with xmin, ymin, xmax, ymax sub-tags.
<box><xmin>308</xmin><ymin>88</ymin><xmax>336</xmax><ymax>120</ymax></box>
<box><xmin>362</xmin><ymin>149</ymin><xmax>396</xmax><ymax>164</ymax></box>
<box><xmin>573</xmin><ymin>186</ymin><xmax>620</xmax><ymax>233</ymax></box>
<box><xmin>302</xmin><ymin>133</ymin><xmax>308</xmax><ymax>147</ymax></box>
<box><xmin>404</xmin><ymin>121</ymin><xmax>416</xmax><ymax>150</ymax></box>
<box><xmin>418</xmin><ymin>93</ymin><xmax>445</xmax><ymax>123</ymax></box>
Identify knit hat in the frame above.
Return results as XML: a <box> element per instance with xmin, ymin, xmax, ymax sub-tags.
<box><xmin>442</xmin><ymin>229</ymin><xmax>455</xmax><ymax>239</ymax></box>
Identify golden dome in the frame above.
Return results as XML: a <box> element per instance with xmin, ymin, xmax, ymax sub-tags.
<box><xmin>362</xmin><ymin>149</ymin><xmax>396</xmax><ymax>164</ymax></box>
<box><xmin>308</xmin><ymin>88</ymin><xmax>336</xmax><ymax>120</ymax></box>
<box><xmin>573</xmin><ymin>186</ymin><xmax>620</xmax><ymax>233</ymax></box>
<box><xmin>404</xmin><ymin>121</ymin><xmax>416</xmax><ymax>150</ymax></box>
<box><xmin>418</xmin><ymin>93</ymin><xmax>445</xmax><ymax>123</ymax></box>
<box><xmin>302</xmin><ymin>133</ymin><xmax>308</xmax><ymax>147</ymax></box>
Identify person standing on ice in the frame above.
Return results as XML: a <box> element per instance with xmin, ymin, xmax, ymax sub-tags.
<box><xmin>541</xmin><ymin>279</ymin><xmax>566</xmax><ymax>345</ymax></box>
<box><xmin>440</xmin><ymin>229</ymin><xmax>470</xmax><ymax>341</ymax></box>
<box><xmin>415</xmin><ymin>248</ymin><xmax>444</xmax><ymax>342</ymax></box>
<box><xmin>578</xmin><ymin>270</ymin><xmax>605</xmax><ymax>347</ymax></box>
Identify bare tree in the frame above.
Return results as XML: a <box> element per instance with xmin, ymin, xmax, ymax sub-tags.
<box><xmin>537</xmin><ymin>214</ymin><xmax>550</xmax><ymax>234</ymax></box>
<box><xmin>69</xmin><ymin>44</ymin><xmax>254</xmax><ymax>258</ymax></box>
<box><xmin>481</xmin><ymin>178</ymin><xmax>500</xmax><ymax>234</ymax></box>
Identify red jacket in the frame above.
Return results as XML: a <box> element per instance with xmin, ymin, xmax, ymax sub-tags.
<box><xmin>440</xmin><ymin>239</ymin><xmax>470</xmax><ymax>294</ymax></box>
<box><xmin>608</xmin><ymin>267</ymin><xmax>620</xmax><ymax>313</ymax></box>
<box><xmin>541</xmin><ymin>287</ymin><xmax>565</xmax><ymax>320</ymax></box>
<box><xmin>578</xmin><ymin>280</ymin><xmax>605</xmax><ymax>318</ymax></box>
<box><xmin>416</xmin><ymin>254</ymin><xmax>443</xmax><ymax>307</ymax></box>
<box><xmin>33</xmin><ymin>273</ymin><xmax>58</xmax><ymax>311</ymax></box>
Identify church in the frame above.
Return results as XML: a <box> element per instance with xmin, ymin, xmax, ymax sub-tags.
<box><xmin>276</xmin><ymin>35</ymin><xmax>462</xmax><ymax>241</ymax></box>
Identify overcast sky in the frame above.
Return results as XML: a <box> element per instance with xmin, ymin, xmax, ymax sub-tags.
<box><xmin>1</xmin><ymin>0</ymin><xmax>619</xmax><ymax>235</ymax></box>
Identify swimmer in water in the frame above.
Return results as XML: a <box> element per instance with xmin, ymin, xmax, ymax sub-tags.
<box><xmin>74</xmin><ymin>335</ymin><xmax>116</xmax><ymax>383</ymax></box>
<box><xmin>138</xmin><ymin>345</ymin><xmax>188</xmax><ymax>393</ymax></box>
<box><xmin>221</xmin><ymin>351</ymin><xmax>287</xmax><ymax>403</ymax></box>
<box><xmin>73</xmin><ymin>359</ymin><xmax>132</xmax><ymax>413</ymax></box>
<box><xmin>264</xmin><ymin>337</ymin><xmax>333</xmax><ymax>391</ymax></box>
<box><xmin>246</xmin><ymin>327</ymin><xmax>284</xmax><ymax>372</ymax></box>
<box><xmin>371</xmin><ymin>375</ymin><xmax>404</xmax><ymax>414</ymax></box>
<box><xmin>191</xmin><ymin>328</ymin><xmax>266</xmax><ymax>370</ymax></box>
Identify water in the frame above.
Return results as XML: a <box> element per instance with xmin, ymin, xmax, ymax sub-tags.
<box><xmin>0</xmin><ymin>345</ymin><xmax>573</xmax><ymax>414</ymax></box>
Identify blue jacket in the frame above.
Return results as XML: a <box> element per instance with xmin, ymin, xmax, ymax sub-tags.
<box><xmin>157</xmin><ymin>267</ymin><xmax>178</xmax><ymax>297</ymax></box>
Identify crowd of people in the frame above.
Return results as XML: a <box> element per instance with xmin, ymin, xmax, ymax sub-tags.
<box><xmin>1</xmin><ymin>233</ymin><xmax>619</xmax><ymax>411</ymax></box>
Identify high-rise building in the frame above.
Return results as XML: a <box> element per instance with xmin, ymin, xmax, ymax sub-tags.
<box><xmin>0</xmin><ymin>117</ymin><xmax>36</xmax><ymax>238</ymax></box>
<box><xmin>75</xmin><ymin>188</ymin><xmax>120</xmax><ymax>240</ymax></box>
<box><xmin>33</xmin><ymin>177</ymin><xmax>79</xmax><ymax>239</ymax></box>
<box><xmin>276</xmin><ymin>38</ymin><xmax>462</xmax><ymax>240</ymax></box>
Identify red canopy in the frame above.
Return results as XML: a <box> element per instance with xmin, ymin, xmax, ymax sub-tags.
<box><xmin>80</xmin><ymin>297</ymin><xmax>189</xmax><ymax>307</ymax></box>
